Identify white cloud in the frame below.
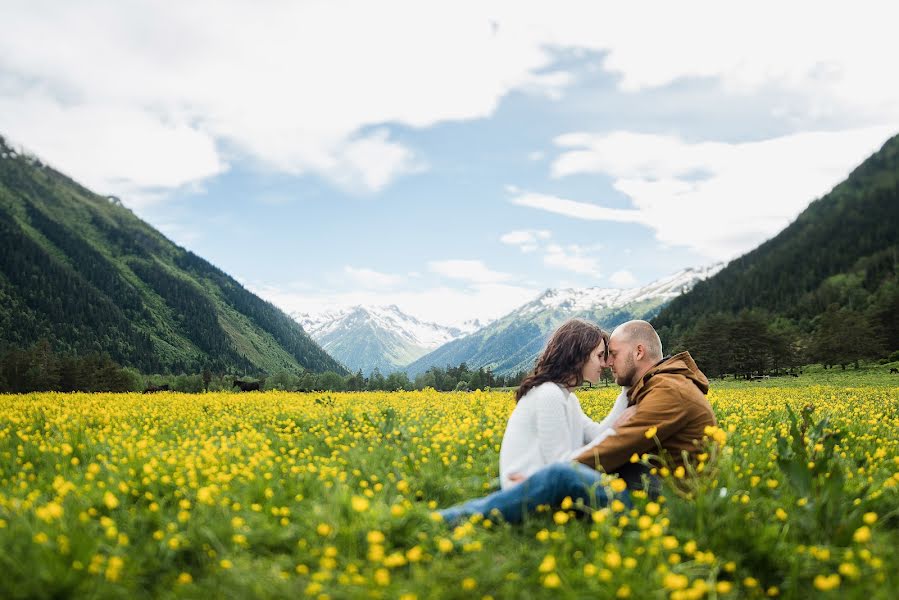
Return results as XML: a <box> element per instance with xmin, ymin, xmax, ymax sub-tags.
<box><xmin>323</xmin><ymin>129</ymin><xmax>425</xmax><ymax>193</ymax></box>
<box><xmin>0</xmin><ymin>2</ymin><xmax>569</xmax><ymax>200</ymax></box>
<box><xmin>343</xmin><ymin>266</ymin><xmax>404</xmax><ymax>289</ymax></box>
<box><xmin>590</xmin><ymin>1</ymin><xmax>899</xmax><ymax>124</ymax></box>
<box><xmin>543</xmin><ymin>243</ymin><xmax>602</xmax><ymax>278</ymax></box>
<box><xmin>250</xmin><ymin>282</ymin><xmax>539</xmax><ymax>329</ymax></box>
<box><xmin>609</xmin><ymin>269</ymin><xmax>637</xmax><ymax>287</ymax></box>
<box><xmin>4</xmin><ymin>2</ymin><xmax>897</xmax><ymax>202</ymax></box>
<box><xmin>516</xmin><ymin>126</ymin><xmax>896</xmax><ymax>258</ymax></box>
<box><xmin>0</xmin><ymin>94</ymin><xmax>225</xmax><ymax>206</ymax></box>
<box><xmin>511</xmin><ymin>192</ymin><xmax>642</xmax><ymax>223</ymax></box>
<box><xmin>500</xmin><ymin>229</ymin><xmax>551</xmax><ymax>252</ymax></box>
<box><xmin>428</xmin><ymin>260</ymin><xmax>512</xmax><ymax>284</ymax></box>
<box><xmin>500</xmin><ymin>230</ymin><xmax>603</xmax><ymax>278</ymax></box>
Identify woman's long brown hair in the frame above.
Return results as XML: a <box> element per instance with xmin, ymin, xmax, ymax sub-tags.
<box><xmin>515</xmin><ymin>319</ymin><xmax>609</xmax><ymax>402</ymax></box>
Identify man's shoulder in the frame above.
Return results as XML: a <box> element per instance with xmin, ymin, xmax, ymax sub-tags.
<box><xmin>639</xmin><ymin>372</ymin><xmax>705</xmax><ymax>401</ymax></box>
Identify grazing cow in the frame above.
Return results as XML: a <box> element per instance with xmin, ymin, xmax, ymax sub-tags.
<box><xmin>890</xmin><ymin>368</ymin><xmax>898</xmax><ymax>374</ymax></box>
<box><xmin>143</xmin><ymin>384</ymin><xmax>171</xmax><ymax>394</ymax></box>
<box><xmin>232</xmin><ymin>379</ymin><xmax>261</xmax><ymax>392</ymax></box>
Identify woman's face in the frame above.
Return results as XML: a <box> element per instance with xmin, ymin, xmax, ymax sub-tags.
<box><xmin>580</xmin><ymin>339</ymin><xmax>608</xmax><ymax>385</ymax></box>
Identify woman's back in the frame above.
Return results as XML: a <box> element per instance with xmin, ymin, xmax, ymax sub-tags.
<box><xmin>499</xmin><ymin>382</ymin><xmax>587</xmax><ymax>489</ymax></box>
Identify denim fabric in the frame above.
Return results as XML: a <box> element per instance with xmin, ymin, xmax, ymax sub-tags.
<box><xmin>438</xmin><ymin>463</ymin><xmax>629</xmax><ymax>527</ymax></box>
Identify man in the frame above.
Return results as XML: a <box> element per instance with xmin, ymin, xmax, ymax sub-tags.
<box><xmin>573</xmin><ymin>320</ymin><xmax>717</xmax><ymax>474</ymax></box>
<box><xmin>437</xmin><ymin>320</ymin><xmax>717</xmax><ymax>526</ymax></box>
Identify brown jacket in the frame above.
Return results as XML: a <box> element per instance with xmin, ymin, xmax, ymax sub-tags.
<box><xmin>575</xmin><ymin>351</ymin><xmax>717</xmax><ymax>472</ymax></box>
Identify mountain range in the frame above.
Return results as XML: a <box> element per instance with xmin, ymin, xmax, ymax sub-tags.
<box><xmin>295</xmin><ymin>305</ymin><xmax>483</xmax><ymax>375</ymax></box>
<box><xmin>405</xmin><ymin>265</ymin><xmax>722</xmax><ymax>376</ymax></box>
<box><xmin>296</xmin><ymin>265</ymin><xmax>720</xmax><ymax>377</ymax></box>
<box><xmin>5</xmin><ymin>125</ymin><xmax>895</xmax><ymax>381</ymax></box>
<box><xmin>0</xmin><ymin>134</ymin><xmax>344</xmax><ymax>376</ymax></box>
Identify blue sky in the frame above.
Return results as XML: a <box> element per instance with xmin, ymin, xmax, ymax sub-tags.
<box><xmin>2</xmin><ymin>1</ymin><xmax>897</xmax><ymax>326</ymax></box>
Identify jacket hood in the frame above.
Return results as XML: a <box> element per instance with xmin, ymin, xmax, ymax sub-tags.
<box><xmin>629</xmin><ymin>351</ymin><xmax>710</xmax><ymax>400</ymax></box>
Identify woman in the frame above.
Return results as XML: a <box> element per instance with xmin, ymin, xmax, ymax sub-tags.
<box><xmin>498</xmin><ymin>318</ymin><xmax>629</xmax><ymax>489</ymax></box>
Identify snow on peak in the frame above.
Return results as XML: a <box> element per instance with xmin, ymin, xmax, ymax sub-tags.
<box><xmin>294</xmin><ymin>264</ymin><xmax>720</xmax><ymax>348</ymax></box>
<box><xmin>295</xmin><ymin>305</ymin><xmax>468</xmax><ymax>350</ymax></box>
<box><xmin>522</xmin><ymin>263</ymin><xmax>724</xmax><ymax>315</ymax></box>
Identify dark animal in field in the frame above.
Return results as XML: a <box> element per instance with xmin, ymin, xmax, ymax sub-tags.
<box><xmin>143</xmin><ymin>384</ymin><xmax>171</xmax><ymax>393</ymax></box>
<box><xmin>232</xmin><ymin>379</ymin><xmax>261</xmax><ymax>392</ymax></box>
<box><xmin>891</xmin><ymin>368</ymin><xmax>898</xmax><ymax>374</ymax></box>
<box><xmin>790</xmin><ymin>373</ymin><xmax>799</xmax><ymax>377</ymax></box>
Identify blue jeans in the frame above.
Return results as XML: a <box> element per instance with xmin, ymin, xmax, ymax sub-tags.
<box><xmin>438</xmin><ymin>463</ymin><xmax>629</xmax><ymax>526</ymax></box>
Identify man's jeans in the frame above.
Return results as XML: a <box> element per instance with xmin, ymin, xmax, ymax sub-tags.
<box><xmin>438</xmin><ymin>463</ymin><xmax>630</xmax><ymax>527</ymax></box>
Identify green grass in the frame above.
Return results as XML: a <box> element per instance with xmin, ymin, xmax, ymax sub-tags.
<box><xmin>0</xmin><ymin>382</ymin><xmax>897</xmax><ymax>599</ymax></box>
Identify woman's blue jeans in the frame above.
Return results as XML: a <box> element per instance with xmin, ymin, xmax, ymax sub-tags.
<box><xmin>438</xmin><ymin>463</ymin><xmax>629</xmax><ymax>527</ymax></box>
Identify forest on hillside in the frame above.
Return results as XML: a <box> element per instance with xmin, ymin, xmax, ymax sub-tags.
<box><xmin>655</xmin><ymin>135</ymin><xmax>899</xmax><ymax>376</ymax></box>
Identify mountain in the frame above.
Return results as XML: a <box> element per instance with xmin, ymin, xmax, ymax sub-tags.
<box><xmin>295</xmin><ymin>305</ymin><xmax>479</xmax><ymax>375</ymax></box>
<box><xmin>652</xmin><ymin>132</ymin><xmax>899</xmax><ymax>353</ymax></box>
<box><xmin>405</xmin><ymin>265</ymin><xmax>722</xmax><ymax>377</ymax></box>
<box><xmin>0</xmin><ymin>134</ymin><xmax>345</xmax><ymax>375</ymax></box>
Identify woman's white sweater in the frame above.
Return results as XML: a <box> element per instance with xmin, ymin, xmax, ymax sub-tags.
<box><xmin>498</xmin><ymin>382</ymin><xmax>628</xmax><ymax>489</ymax></box>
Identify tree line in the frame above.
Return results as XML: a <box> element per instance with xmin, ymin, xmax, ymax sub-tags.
<box><xmin>0</xmin><ymin>340</ymin><xmax>544</xmax><ymax>393</ymax></box>
<box><xmin>0</xmin><ymin>339</ymin><xmax>140</xmax><ymax>393</ymax></box>
<box><xmin>8</xmin><ymin>304</ymin><xmax>895</xmax><ymax>394</ymax></box>
<box><xmin>157</xmin><ymin>363</ymin><xmax>535</xmax><ymax>394</ymax></box>
<box><xmin>669</xmin><ymin>301</ymin><xmax>897</xmax><ymax>379</ymax></box>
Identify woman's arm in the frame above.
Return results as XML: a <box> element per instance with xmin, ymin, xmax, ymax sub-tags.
<box><xmin>534</xmin><ymin>386</ymin><xmax>575</xmax><ymax>464</ymax></box>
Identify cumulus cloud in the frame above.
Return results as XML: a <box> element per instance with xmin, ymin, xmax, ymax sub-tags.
<box><xmin>0</xmin><ymin>2</ymin><xmax>568</xmax><ymax>200</ymax></box>
<box><xmin>428</xmin><ymin>260</ymin><xmax>512</xmax><ymax>284</ymax></box>
<box><xmin>0</xmin><ymin>94</ymin><xmax>225</xmax><ymax>206</ymax></box>
<box><xmin>327</xmin><ymin>129</ymin><xmax>425</xmax><ymax>193</ymax></box>
<box><xmin>3</xmin><ymin>2</ymin><xmax>897</xmax><ymax>203</ymax></box>
<box><xmin>515</xmin><ymin>126</ymin><xmax>896</xmax><ymax>258</ymax></box>
<box><xmin>500</xmin><ymin>229</ymin><xmax>551</xmax><ymax>252</ymax></box>
<box><xmin>590</xmin><ymin>1</ymin><xmax>899</xmax><ymax>124</ymax></box>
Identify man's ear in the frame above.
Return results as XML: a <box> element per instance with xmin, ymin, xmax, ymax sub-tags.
<box><xmin>634</xmin><ymin>343</ymin><xmax>645</xmax><ymax>361</ymax></box>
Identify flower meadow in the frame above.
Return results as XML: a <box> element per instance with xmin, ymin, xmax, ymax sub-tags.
<box><xmin>1</xmin><ymin>384</ymin><xmax>897</xmax><ymax>599</ymax></box>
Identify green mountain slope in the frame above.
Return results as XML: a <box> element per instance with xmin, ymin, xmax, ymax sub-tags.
<box><xmin>653</xmin><ymin>133</ymin><xmax>899</xmax><ymax>352</ymax></box>
<box><xmin>0</xmin><ymin>135</ymin><xmax>345</xmax><ymax>375</ymax></box>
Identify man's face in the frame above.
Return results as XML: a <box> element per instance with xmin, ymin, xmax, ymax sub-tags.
<box><xmin>607</xmin><ymin>335</ymin><xmax>637</xmax><ymax>386</ymax></box>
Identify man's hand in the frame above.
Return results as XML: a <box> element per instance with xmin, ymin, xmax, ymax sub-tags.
<box><xmin>507</xmin><ymin>472</ymin><xmax>526</xmax><ymax>483</ymax></box>
<box><xmin>613</xmin><ymin>405</ymin><xmax>637</xmax><ymax>428</ymax></box>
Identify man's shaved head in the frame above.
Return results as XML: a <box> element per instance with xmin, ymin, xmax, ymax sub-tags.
<box><xmin>611</xmin><ymin>321</ymin><xmax>663</xmax><ymax>361</ymax></box>
<box><xmin>606</xmin><ymin>320</ymin><xmax>664</xmax><ymax>386</ymax></box>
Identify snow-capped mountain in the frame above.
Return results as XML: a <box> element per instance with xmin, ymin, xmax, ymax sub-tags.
<box><xmin>523</xmin><ymin>264</ymin><xmax>725</xmax><ymax>316</ymax></box>
<box><xmin>294</xmin><ymin>305</ymin><xmax>479</xmax><ymax>375</ymax></box>
<box><xmin>405</xmin><ymin>264</ymin><xmax>724</xmax><ymax>377</ymax></box>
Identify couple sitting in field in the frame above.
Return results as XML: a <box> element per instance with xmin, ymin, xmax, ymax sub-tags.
<box><xmin>438</xmin><ymin>319</ymin><xmax>717</xmax><ymax>526</ymax></box>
